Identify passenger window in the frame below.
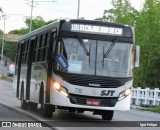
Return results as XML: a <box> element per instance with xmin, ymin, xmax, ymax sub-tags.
<box><xmin>32</xmin><ymin>37</ymin><xmax>37</xmax><ymax>62</ymax></box>
<box><xmin>41</xmin><ymin>34</ymin><xmax>46</xmax><ymax>48</ymax></box>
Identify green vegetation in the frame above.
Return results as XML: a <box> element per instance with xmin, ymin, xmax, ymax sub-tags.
<box><xmin>9</xmin><ymin>16</ymin><xmax>57</xmax><ymax>35</ymax></box>
<box><xmin>0</xmin><ymin>76</ymin><xmax>12</xmax><ymax>82</ymax></box>
<box><xmin>4</xmin><ymin>41</ymin><xmax>17</xmax><ymax>62</ymax></box>
<box><xmin>97</xmin><ymin>0</ymin><xmax>160</xmax><ymax>89</ymax></box>
<box><xmin>132</xmin><ymin>105</ymin><xmax>160</xmax><ymax>113</ymax></box>
<box><xmin>147</xmin><ymin>107</ymin><xmax>160</xmax><ymax>113</ymax></box>
<box><xmin>0</xmin><ymin>41</ymin><xmax>17</xmax><ymax>62</ymax></box>
<box><xmin>140</xmin><ymin>107</ymin><xmax>160</xmax><ymax>113</ymax></box>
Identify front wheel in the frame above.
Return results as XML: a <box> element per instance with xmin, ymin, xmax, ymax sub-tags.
<box><xmin>21</xmin><ymin>88</ymin><xmax>29</xmax><ymax>110</ymax></box>
<box><xmin>40</xmin><ymin>85</ymin><xmax>54</xmax><ymax>118</ymax></box>
<box><xmin>101</xmin><ymin>110</ymin><xmax>114</xmax><ymax>120</ymax></box>
<box><xmin>41</xmin><ymin>103</ymin><xmax>54</xmax><ymax>118</ymax></box>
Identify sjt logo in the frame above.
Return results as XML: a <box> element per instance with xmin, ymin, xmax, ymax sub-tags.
<box><xmin>100</xmin><ymin>90</ymin><xmax>115</xmax><ymax>96</ymax></box>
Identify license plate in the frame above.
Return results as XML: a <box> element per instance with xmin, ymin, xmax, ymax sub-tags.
<box><xmin>86</xmin><ymin>99</ymin><xmax>100</xmax><ymax>106</ymax></box>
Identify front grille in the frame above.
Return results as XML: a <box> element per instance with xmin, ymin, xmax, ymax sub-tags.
<box><xmin>66</xmin><ymin>76</ymin><xmax>122</xmax><ymax>88</ymax></box>
<box><xmin>69</xmin><ymin>94</ymin><xmax>118</xmax><ymax>107</ymax></box>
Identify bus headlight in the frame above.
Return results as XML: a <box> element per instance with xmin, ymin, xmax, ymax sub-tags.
<box><xmin>53</xmin><ymin>82</ymin><xmax>61</xmax><ymax>91</ymax></box>
<box><xmin>52</xmin><ymin>82</ymin><xmax>68</xmax><ymax>97</ymax></box>
<box><xmin>118</xmin><ymin>88</ymin><xmax>132</xmax><ymax>100</ymax></box>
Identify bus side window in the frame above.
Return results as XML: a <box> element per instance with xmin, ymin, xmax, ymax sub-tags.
<box><xmin>37</xmin><ymin>35</ymin><xmax>43</xmax><ymax>62</ymax></box>
<box><xmin>44</xmin><ymin>31</ymin><xmax>52</xmax><ymax>61</ymax></box>
<box><xmin>40</xmin><ymin>34</ymin><xmax>46</xmax><ymax>61</ymax></box>
<box><xmin>24</xmin><ymin>40</ymin><xmax>29</xmax><ymax>64</ymax></box>
<box><xmin>21</xmin><ymin>43</ymin><xmax>25</xmax><ymax>64</ymax></box>
<box><xmin>41</xmin><ymin>34</ymin><xmax>46</xmax><ymax>47</ymax></box>
<box><xmin>33</xmin><ymin>37</ymin><xmax>38</xmax><ymax>63</ymax></box>
<box><xmin>35</xmin><ymin>36</ymin><xmax>41</xmax><ymax>62</ymax></box>
<box><xmin>44</xmin><ymin>32</ymin><xmax>50</xmax><ymax>61</ymax></box>
<box><xmin>16</xmin><ymin>43</ymin><xmax>20</xmax><ymax>65</ymax></box>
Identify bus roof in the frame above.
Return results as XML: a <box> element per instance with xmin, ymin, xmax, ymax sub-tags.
<box><xmin>18</xmin><ymin>20</ymin><xmax>60</xmax><ymax>42</ymax></box>
<box><xmin>18</xmin><ymin>19</ymin><xmax>133</xmax><ymax>42</ymax></box>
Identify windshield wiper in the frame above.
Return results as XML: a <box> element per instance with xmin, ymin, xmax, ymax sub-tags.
<box><xmin>103</xmin><ymin>38</ymin><xmax>117</xmax><ymax>58</ymax></box>
<box><xmin>76</xmin><ymin>35</ymin><xmax>90</xmax><ymax>56</ymax></box>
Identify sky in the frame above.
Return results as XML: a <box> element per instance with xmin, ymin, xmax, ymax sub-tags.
<box><xmin>0</xmin><ymin>0</ymin><xmax>145</xmax><ymax>33</ymax></box>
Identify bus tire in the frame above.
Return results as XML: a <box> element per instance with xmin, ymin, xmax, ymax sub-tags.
<box><xmin>29</xmin><ymin>102</ymin><xmax>38</xmax><ymax>111</ymax></box>
<box><xmin>21</xmin><ymin>86</ymin><xmax>29</xmax><ymax>110</ymax></box>
<box><xmin>42</xmin><ymin>104</ymin><xmax>54</xmax><ymax>118</ymax></box>
<box><xmin>40</xmin><ymin>85</ymin><xmax>53</xmax><ymax>118</ymax></box>
<box><xmin>101</xmin><ymin>110</ymin><xmax>114</xmax><ymax>120</ymax></box>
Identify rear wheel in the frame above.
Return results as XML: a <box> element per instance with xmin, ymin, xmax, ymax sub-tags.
<box><xmin>101</xmin><ymin>110</ymin><xmax>114</xmax><ymax>120</ymax></box>
<box><xmin>21</xmin><ymin>87</ymin><xmax>29</xmax><ymax>110</ymax></box>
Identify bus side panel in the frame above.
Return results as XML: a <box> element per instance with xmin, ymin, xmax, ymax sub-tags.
<box><xmin>19</xmin><ymin>65</ymin><xmax>27</xmax><ymax>99</ymax></box>
<box><xmin>30</xmin><ymin>63</ymin><xmax>48</xmax><ymax>103</ymax></box>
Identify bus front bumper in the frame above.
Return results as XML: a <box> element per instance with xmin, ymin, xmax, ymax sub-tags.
<box><xmin>50</xmin><ymin>88</ymin><xmax>131</xmax><ymax>111</ymax></box>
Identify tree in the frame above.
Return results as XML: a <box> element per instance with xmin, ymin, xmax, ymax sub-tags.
<box><xmin>4</xmin><ymin>41</ymin><xmax>17</xmax><ymax>61</ymax></box>
<box><xmin>134</xmin><ymin>0</ymin><xmax>160</xmax><ymax>88</ymax></box>
<box><xmin>9</xmin><ymin>28</ymin><xmax>28</xmax><ymax>35</ymax></box>
<box><xmin>9</xmin><ymin>16</ymin><xmax>57</xmax><ymax>35</ymax></box>
<box><xmin>97</xmin><ymin>0</ymin><xmax>139</xmax><ymax>25</ymax></box>
<box><xmin>97</xmin><ymin>0</ymin><xmax>160</xmax><ymax>88</ymax></box>
<box><xmin>25</xmin><ymin>16</ymin><xmax>45</xmax><ymax>31</ymax></box>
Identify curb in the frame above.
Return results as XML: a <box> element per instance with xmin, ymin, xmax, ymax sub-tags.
<box><xmin>0</xmin><ymin>101</ymin><xmax>57</xmax><ymax>130</ymax></box>
<box><xmin>130</xmin><ymin>105</ymin><xmax>147</xmax><ymax>110</ymax></box>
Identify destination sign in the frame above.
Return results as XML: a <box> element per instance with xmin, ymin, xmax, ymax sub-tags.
<box><xmin>70</xmin><ymin>24</ymin><xmax>123</xmax><ymax>36</ymax></box>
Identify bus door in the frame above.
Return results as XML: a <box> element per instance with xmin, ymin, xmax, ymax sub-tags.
<box><xmin>16</xmin><ymin>42</ymin><xmax>24</xmax><ymax>98</ymax></box>
<box><xmin>26</xmin><ymin>38</ymin><xmax>35</xmax><ymax>101</ymax></box>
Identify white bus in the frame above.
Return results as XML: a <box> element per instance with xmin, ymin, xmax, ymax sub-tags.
<box><xmin>13</xmin><ymin>19</ymin><xmax>139</xmax><ymax>120</ymax></box>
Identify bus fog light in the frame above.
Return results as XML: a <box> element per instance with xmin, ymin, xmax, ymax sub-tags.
<box><xmin>124</xmin><ymin>89</ymin><xmax>131</xmax><ymax>96</ymax></box>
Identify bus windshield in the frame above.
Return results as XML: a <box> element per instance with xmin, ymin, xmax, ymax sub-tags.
<box><xmin>55</xmin><ymin>37</ymin><xmax>133</xmax><ymax>78</ymax></box>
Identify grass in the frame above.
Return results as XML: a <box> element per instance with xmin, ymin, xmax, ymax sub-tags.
<box><xmin>146</xmin><ymin>107</ymin><xmax>160</xmax><ymax>113</ymax></box>
<box><xmin>0</xmin><ymin>75</ymin><xmax>13</xmax><ymax>82</ymax></box>
<box><xmin>136</xmin><ymin>105</ymin><xmax>160</xmax><ymax>113</ymax></box>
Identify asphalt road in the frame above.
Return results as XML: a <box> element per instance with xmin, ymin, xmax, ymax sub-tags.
<box><xmin>0</xmin><ymin>80</ymin><xmax>53</xmax><ymax>130</ymax></box>
<box><xmin>0</xmin><ymin>80</ymin><xmax>160</xmax><ymax>130</ymax></box>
